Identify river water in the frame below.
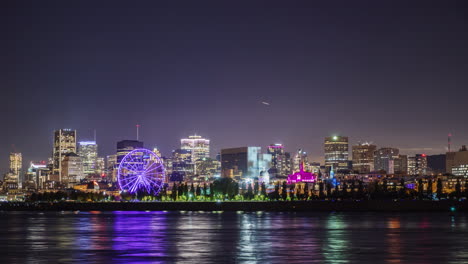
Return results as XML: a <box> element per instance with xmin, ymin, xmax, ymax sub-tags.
<box><xmin>0</xmin><ymin>211</ymin><xmax>467</xmax><ymax>263</ymax></box>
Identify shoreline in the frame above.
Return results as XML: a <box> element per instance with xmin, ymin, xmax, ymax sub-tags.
<box><xmin>0</xmin><ymin>200</ymin><xmax>466</xmax><ymax>212</ymax></box>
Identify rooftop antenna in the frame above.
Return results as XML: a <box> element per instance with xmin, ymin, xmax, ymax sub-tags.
<box><xmin>448</xmin><ymin>133</ymin><xmax>452</xmax><ymax>152</ymax></box>
<box><xmin>94</xmin><ymin>129</ymin><xmax>97</xmax><ymax>142</ymax></box>
<box><xmin>136</xmin><ymin>124</ymin><xmax>140</xmax><ymax>141</ymax></box>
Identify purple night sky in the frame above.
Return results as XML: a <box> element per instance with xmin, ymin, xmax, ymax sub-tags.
<box><xmin>1</xmin><ymin>0</ymin><xmax>467</xmax><ymax>172</ymax></box>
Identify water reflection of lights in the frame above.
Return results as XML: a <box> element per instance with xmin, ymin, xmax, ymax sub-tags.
<box><xmin>323</xmin><ymin>214</ymin><xmax>349</xmax><ymax>263</ymax></box>
<box><xmin>386</xmin><ymin>218</ymin><xmax>402</xmax><ymax>263</ymax></box>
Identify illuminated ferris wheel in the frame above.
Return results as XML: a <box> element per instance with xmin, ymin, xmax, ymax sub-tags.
<box><xmin>117</xmin><ymin>148</ymin><xmax>166</xmax><ymax>194</ymax></box>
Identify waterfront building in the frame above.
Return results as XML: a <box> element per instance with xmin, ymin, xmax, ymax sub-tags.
<box><xmin>78</xmin><ymin>141</ymin><xmax>98</xmax><ymax>176</ymax></box>
<box><xmin>220</xmin><ymin>147</ymin><xmax>272</xmax><ymax>179</ymax></box>
<box><xmin>374</xmin><ymin>148</ymin><xmax>399</xmax><ymax>174</ymax></box>
<box><xmin>446</xmin><ymin>146</ymin><xmax>468</xmax><ymax>177</ymax></box>
<box><xmin>352</xmin><ymin>143</ymin><xmax>376</xmax><ymax>174</ymax></box>
<box><xmin>52</xmin><ymin>129</ymin><xmax>77</xmax><ymax>182</ymax></box>
<box><xmin>61</xmin><ymin>153</ymin><xmax>84</xmax><ymax>187</ymax></box>
<box><xmin>287</xmin><ymin>162</ymin><xmax>316</xmax><ymax>184</ymax></box>
<box><xmin>324</xmin><ymin>136</ymin><xmax>349</xmax><ymax>171</ymax></box>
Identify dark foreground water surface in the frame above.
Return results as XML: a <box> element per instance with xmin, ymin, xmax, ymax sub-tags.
<box><xmin>0</xmin><ymin>211</ymin><xmax>467</xmax><ymax>263</ymax></box>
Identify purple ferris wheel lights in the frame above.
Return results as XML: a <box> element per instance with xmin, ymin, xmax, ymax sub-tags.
<box><xmin>117</xmin><ymin>148</ymin><xmax>166</xmax><ymax>194</ymax></box>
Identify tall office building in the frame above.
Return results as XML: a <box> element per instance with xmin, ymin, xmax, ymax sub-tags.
<box><xmin>446</xmin><ymin>146</ymin><xmax>468</xmax><ymax>177</ymax></box>
<box><xmin>52</xmin><ymin>129</ymin><xmax>77</xmax><ymax>182</ymax></box>
<box><xmin>116</xmin><ymin>140</ymin><xmax>144</xmax><ymax>164</ymax></box>
<box><xmin>394</xmin><ymin>154</ymin><xmax>408</xmax><ymax>174</ymax></box>
<box><xmin>181</xmin><ymin>135</ymin><xmax>210</xmax><ymax>162</ymax></box>
<box><xmin>26</xmin><ymin>161</ymin><xmax>49</xmax><ymax>189</ymax></box>
<box><xmin>292</xmin><ymin>149</ymin><xmax>309</xmax><ymax>173</ymax></box>
<box><xmin>408</xmin><ymin>154</ymin><xmax>427</xmax><ymax>176</ymax></box>
<box><xmin>61</xmin><ymin>153</ymin><xmax>84</xmax><ymax>187</ymax></box>
<box><xmin>152</xmin><ymin>147</ymin><xmax>162</xmax><ymax>158</ymax></box>
<box><xmin>220</xmin><ymin>147</ymin><xmax>271</xmax><ymax>179</ymax></box>
<box><xmin>9</xmin><ymin>152</ymin><xmax>22</xmax><ymax>179</ymax></box>
<box><xmin>267</xmin><ymin>144</ymin><xmax>291</xmax><ymax>176</ymax></box>
<box><xmin>324</xmin><ymin>136</ymin><xmax>349</xmax><ymax>171</ymax></box>
<box><xmin>172</xmin><ymin>148</ymin><xmax>193</xmax><ymax>177</ymax></box>
<box><xmin>374</xmin><ymin>148</ymin><xmax>399</xmax><ymax>174</ymax></box>
<box><xmin>352</xmin><ymin>143</ymin><xmax>376</xmax><ymax>174</ymax></box>
<box><xmin>106</xmin><ymin>155</ymin><xmax>117</xmax><ymax>182</ymax></box>
<box><xmin>78</xmin><ymin>141</ymin><xmax>98</xmax><ymax>176</ymax></box>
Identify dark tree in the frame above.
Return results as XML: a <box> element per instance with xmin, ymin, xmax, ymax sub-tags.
<box><xmin>342</xmin><ymin>182</ymin><xmax>348</xmax><ymax>199</ymax></box>
<box><xmin>436</xmin><ymin>178</ymin><xmax>443</xmax><ymax>200</ymax></box>
<box><xmin>455</xmin><ymin>179</ymin><xmax>462</xmax><ymax>198</ymax></box>
<box><xmin>254</xmin><ymin>181</ymin><xmax>259</xmax><ymax>196</ymax></box>
<box><xmin>273</xmin><ymin>182</ymin><xmax>280</xmax><ymax>201</ymax></box>
<box><xmin>171</xmin><ymin>182</ymin><xmax>178</xmax><ymax>201</ymax></box>
<box><xmin>417</xmin><ymin>179</ymin><xmax>424</xmax><ymax>200</ymax></box>
<box><xmin>289</xmin><ymin>184</ymin><xmax>295</xmax><ymax>201</ymax></box>
<box><xmin>209</xmin><ymin>183</ymin><xmax>214</xmax><ymax>200</ymax></box>
<box><xmin>281</xmin><ymin>181</ymin><xmax>288</xmax><ymax>200</ymax></box>
<box><xmin>304</xmin><ymin>182</ymin><xmax>309</xmax><ymax>200</ymax></box>
<box><xmin>427</xmin><ymin>179</ymin><xmax>433</xmax><ymax>199</ymax></box>
<box><xmin>319</xmin><ymin>182</ymin><xmax>325</xmax><ymax>199</ymax></box>
<box><xmin>261</xmin><ymin>182</ymin><xmax>267</xmax><ymax>199</ymax></box>
<box><xmin>196</xmin><ymin>184</ymin><xmax>201</xmax><ymax>197</ymax></box>
<box><xmin>246</xmin><ymin>183</ymin><xmax>253</xmax><ymax>200</ymax></box>
<box><xmin>213</xmin><ymin>177</ymin><xmax>236</xmax><ymax>198</ymax></box>
<box><xmin>357</xmin><ymin>180</ymin><xmax>364</xmax><ymax>199</ymax></box>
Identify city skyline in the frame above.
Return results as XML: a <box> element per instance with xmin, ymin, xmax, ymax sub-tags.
<box><xmin>2</xmin><ymin>1</ymin><xmax>467</xmax><ymax>172</ymax></box>
<box><xmin>0</xmin><ymin>126</ymin><xmax>464</xmax><ymax>174</ymax></box>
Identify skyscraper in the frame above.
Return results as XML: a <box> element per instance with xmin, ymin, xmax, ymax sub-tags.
<box><xmin>78</xmin><ymin>141</ymin><xmax>98</xmax><ymax>176</ymax></box>
<box><xmin>352</xmin><ymin>143</ymin><xmax>376</xmax><ymax>174</ymax></box>
<box><xmin>408</xmin><ymin>154</ymin><xmax>427</xmax><ymax>176</ymax></box>
<box><xmin>324</xmin><ymin>136</ymin><xmax>349</xmax><ymax>171</ymax></box>
<box><xmin>180</xmin><ymin>135</ymin><xmax>210</xmax><ymax>162</ymax></box>
<box><xmin>267</xmin><ymin>144</ymin><xmax>291</xmax><ymax>176</ymax></box>
<box><xmin>52</xmin><ymin>129</ymin><xmax>77</xmax><ymax>182</ymax></box>
<box><xmin>394</xmin><ymin>154</ymin><xmax>408</xmax><ymax>174</ymax></box>
<box><xmin>292</xmin><ymin>149</ymin><xmax>309</xmax><ymax>173</ymax></box>
<box><xmin>374</xmin><ymin>148</ymin><xmax>399</xmax><ymax>174</ymax></box>
<box><xmin>106</xmin><ymin>154</ymin><xmax>117</xmax><ymax>182</ymax></box>
<box><xmin>61</xmin><ymin>153</ymin><xmax>84</xmax><ymax>187</ymax></box>
<box><xmin>9</xmin><ymin>152</ymin><xmax>22</xmax><ymax>184</ymax></box>
<box><xmin>172</xmin><ymin>148</ymin><xmax>193</xmax><ymax>177</ymax></box>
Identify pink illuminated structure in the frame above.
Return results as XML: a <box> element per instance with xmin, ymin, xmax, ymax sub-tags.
<box><xmin>287</xmin><ymin>162</ymin><xmax>317</xmax><ymax>184</ymax></box>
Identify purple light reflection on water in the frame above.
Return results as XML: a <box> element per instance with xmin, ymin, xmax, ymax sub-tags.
<box><xmin>3</xmin><ymin>211</ymin><xmax>468</xmax><ymax>263</ymax></box>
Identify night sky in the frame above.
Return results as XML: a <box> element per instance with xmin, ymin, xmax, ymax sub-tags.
<box><xmin>1</xmin><ymin>1</ymin><xmax>467</xmax><ymax>172</ymax></box>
